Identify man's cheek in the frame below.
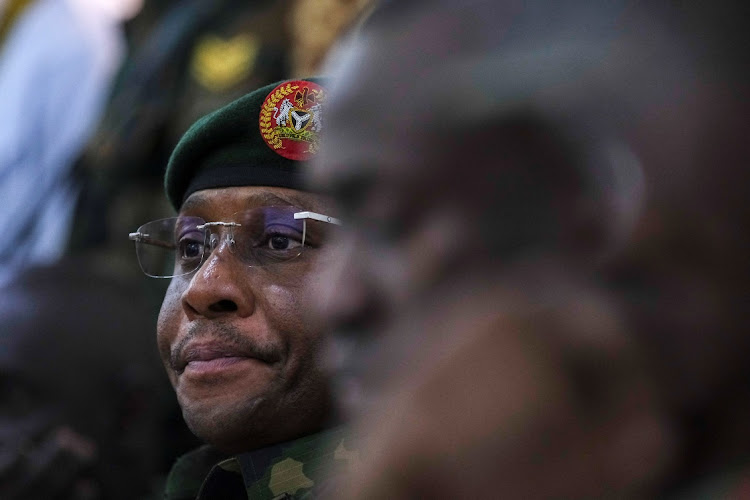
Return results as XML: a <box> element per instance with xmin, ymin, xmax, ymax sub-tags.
<box><xmin>263</xmin><ymin>283</ymin><xmax>304</xmax><ymax>320</ymax></box>
<box><xmin>157</xmin><ymin>290</ymin><xmax>183</xmax><ymax>369</ymax></box>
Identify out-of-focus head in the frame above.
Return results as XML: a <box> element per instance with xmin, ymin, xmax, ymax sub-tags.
<box><xmin>313</xmin><ymin>0</ymin><xmax>750</xmax><ymax>485</ymax></box>
<box><xmin>132</xmin><ymin>79</ymin><xmax>342</xmax><ymax>453</ymax></box>
<box><xmin>311</xmin><ymin>0</ymin><xmax>652</xmax><ymax>412</ymax></box>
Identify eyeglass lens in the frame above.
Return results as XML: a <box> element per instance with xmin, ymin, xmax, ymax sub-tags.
<box><xmin>133</xmin><ymin>206</ymin><xmax>313</xmax><ymax>278</ymax></box>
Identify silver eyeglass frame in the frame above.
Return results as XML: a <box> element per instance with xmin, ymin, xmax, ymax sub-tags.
<box><xmin>128</xmin><ymin>211</ymin><xmax>341</xmax><ymax>277</ymax></box>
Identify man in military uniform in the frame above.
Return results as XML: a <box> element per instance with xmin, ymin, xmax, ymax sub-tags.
<box><xmin>130</xmin><ymin>78</ymin><xmax>355</xmax><ymax>500</ymax></box>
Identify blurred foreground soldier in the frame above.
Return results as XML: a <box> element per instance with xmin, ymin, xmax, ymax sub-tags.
<box><xmin>311</xmin><ymin>0</ymin><xmax>750</xmax><ymax>498</ymax></box>
<box><xmin>130</xmin><ymin>79</ymin><xmax>355</xmax><ymax>500</ymax></box>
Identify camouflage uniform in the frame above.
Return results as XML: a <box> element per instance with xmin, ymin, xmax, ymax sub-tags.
<box><xmin>164</xmin><ymin>428</ymin><xmax>358</xmax><ymax>500</ymax></box>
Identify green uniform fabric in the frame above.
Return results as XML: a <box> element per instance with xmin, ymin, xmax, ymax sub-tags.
<box><xmin>164</xmin><ymin>428</ymin><xmax>357</xmax><ymax>500</ymax></box>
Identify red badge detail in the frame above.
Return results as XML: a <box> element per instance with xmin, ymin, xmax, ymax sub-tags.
<box><xmin>259</xmin><ymin>80</ymin><xmax>326</xmax><ymax>161</ymax></box>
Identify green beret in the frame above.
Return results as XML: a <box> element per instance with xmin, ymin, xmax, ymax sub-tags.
<box><xmin>165</xmin><ymin>77</ymin><xmax>328</xmax><ymax>210</ymax></box>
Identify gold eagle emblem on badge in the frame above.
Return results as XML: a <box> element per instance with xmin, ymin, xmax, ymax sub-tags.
<box><xmin>259</xmin><ymin>80</ymin><xmax>326</xmax><ymax>161</ymax></box>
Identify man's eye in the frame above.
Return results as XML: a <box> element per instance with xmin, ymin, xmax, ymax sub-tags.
<box><xmin>266</xmin><ymin>234</ymin><xmax>302</xmax><ymax>251</ymax></box>
<box><xmin>179</xmin><ymin>238</ymin><xmax>204</xmax><ymax>259</ymax></box>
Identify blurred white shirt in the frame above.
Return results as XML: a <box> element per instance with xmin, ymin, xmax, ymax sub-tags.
<box><xmin>0</xmin><ymin>0</ymin><xmax>133</xmax><ymax>287</ymax></box>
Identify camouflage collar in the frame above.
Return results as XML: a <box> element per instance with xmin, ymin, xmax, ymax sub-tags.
<box><xmin>165</xmin><ymin>427</ymin><xmax>358</xmax><ymax>500</ymax></box>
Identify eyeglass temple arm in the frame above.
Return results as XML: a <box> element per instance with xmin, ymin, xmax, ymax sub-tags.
<box><xmin>128</xmin><ymin>232</ymin><xmax>176</xmax><ymax>250</ymax></box>
<box><xmin>293</xmin><ymin>211</ymin><xmax>342</xmax><ymax>225</ymax></box>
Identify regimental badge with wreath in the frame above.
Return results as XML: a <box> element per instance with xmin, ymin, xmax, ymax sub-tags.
<box><xmin>259</xmin><ymin>80</ymin><xmax>326</xmax><ymax>161</ymax></box>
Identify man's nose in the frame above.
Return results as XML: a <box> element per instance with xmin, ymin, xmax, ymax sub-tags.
<box><xmin>180</xmin><ymin>242</ymin><xmax>255</xmax><ymax>320</ymax></box>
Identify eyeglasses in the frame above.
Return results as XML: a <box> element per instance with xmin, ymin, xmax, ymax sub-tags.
<box><xmin>129</xmin><ymin>206</ymin><xmax>341</xmax><ymax>278</ymax></box>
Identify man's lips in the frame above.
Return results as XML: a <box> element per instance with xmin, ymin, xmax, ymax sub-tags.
<box><xmin>173</xmin><ymin>342</ymin><xmax>277</xmax><ymax>374</ymax></box>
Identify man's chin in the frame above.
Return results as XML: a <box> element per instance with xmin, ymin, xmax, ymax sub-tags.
<box><xmin>177</xmin><ymin>376</ymin><xmax>334</xmax><ymax>453</ymax></box>
<box><xmin>181</xmin><ymin>396</ymin><xmax>270</xmax><ymax>453</ymax></box>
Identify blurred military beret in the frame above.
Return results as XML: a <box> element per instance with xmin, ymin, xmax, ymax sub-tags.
<box><xmin>165</xmin><ymin>77</ymin><xmax>328</xmax><ymax>210</ymax></box>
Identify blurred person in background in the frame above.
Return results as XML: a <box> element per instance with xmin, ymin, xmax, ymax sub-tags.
<box><xmin>310</xmin><ymin>0</ymin><xmax>750</xmax><ymax>497</ymax></box>
<box><xmin>0</xmin><ymin>261</ymin><xmax>173</xmax><ymax>500</ymax></box>
<box><xmin>129</xmin><ymin>79</ymin><xmax>357</xmax><ymax>500</ymax></box>
<box><xmin>0</xmin><ymin>0</ymin><xmax>142</xmax><ymax>287</ymax></box>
